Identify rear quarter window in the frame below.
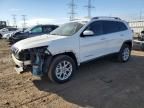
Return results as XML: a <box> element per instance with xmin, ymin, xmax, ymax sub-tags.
<box><xmin>118</xmin><ymin>22</ymin><xmax>128</xmax><ymax>31</ymax></box>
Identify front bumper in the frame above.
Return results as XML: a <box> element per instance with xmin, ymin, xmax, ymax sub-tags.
<box><xmin>12</xmin><ymin>54</ymin><xmax>31</xmax><ymax>67</ymax></box>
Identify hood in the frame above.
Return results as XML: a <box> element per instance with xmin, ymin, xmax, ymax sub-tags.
<box><xmin>12</xmin><ymin>34</ymin><xmax>66</xmax><ymax>51</ymax></box>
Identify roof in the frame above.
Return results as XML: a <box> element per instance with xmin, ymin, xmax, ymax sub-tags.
<box><xmin>70</xmin><ymin>16</ymin><xmax>122</xmax><ymax>23</ymax></box>
<box><xmin>91</xmin><ymin>16</ymin><xmax>121</xmax><ymax>20</ymax></box>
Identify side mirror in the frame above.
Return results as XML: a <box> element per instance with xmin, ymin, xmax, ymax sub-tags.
<box><xmin>82</xmin><ymin>30</ymin><xmax>94</xmax><ymax>37</ymax></box>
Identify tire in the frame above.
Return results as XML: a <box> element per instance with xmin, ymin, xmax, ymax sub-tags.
<box><xmin>118</xmin><ymin>44</ymin><xmax>131</xmax><ymax>62</ymax></box>
<box><xmin>0</xmin><ymin>34</ymin><xmax>2</xmax><ymax>39</ymax></box>
<box><xmin>140</xmin><ymin>43</ymin><xmax>144</xmax><ymax>51</ymax></box>
<box><xmin>48</xmin><ymin>55</ymin><xmax>76</xmax><ymax>83</ymax></box>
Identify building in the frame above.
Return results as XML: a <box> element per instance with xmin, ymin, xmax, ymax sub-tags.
<box><xmin>129</xmin><ymin>20</ymin><xmax>144</xmax><ymax>34</ymax></box>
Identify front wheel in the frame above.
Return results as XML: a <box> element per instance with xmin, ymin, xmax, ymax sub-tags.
<box><xmin>48</xmin><ymin>55</ymin><xmax>76</xmax><ymax>83</ymax></box>
<box><xmin>118</xmin><ymin>44</ymin><xmax>131</xmax><ymax>62</ymax></box>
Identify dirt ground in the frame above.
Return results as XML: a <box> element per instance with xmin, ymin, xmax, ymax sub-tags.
<box><xmin>0</xmin><ymin>39</ymin><xmax>144</xmax><ymax>108</ymax></box>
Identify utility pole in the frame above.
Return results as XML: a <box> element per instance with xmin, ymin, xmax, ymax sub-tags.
<box><xmin>85</xmin><ymin>0</ymin><xmax>95</xmax><ymax>18</ymax></box>
<box><xmin>68</xmin><ymin>0</ymin><xmax>76</xmax><ymax>21</ymax></box>
<box><xmin>7</xmin><ymin>20</ymin><xmax>9</xmax><ymax>26</ymax></box>
<box><xmin>12</xmin><ymin>14</ymin><xmax>17</xmax><ymax>27</ymax></box>
<box><xmin>139</xmin><ymin>10</ymin><xmax>144</xmax><ymax>20</ymax></box>
<box><xmin>22</xmin><ymin>15</ymin><xmax>27</xmax><ymax>28</ymax></box>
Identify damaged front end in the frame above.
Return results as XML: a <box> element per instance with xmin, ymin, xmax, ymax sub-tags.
<box><xmin>30</xmin><ymin>47</ymin><xmax>52</xmax><ymax>77</ymax></box>
<box><xmin>12</xmin><ymin>46</ymin><xmax>52</xmax><ymax>77</ymax></box>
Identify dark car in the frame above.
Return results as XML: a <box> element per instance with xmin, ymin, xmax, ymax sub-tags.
<box><xmin>9</xmin><ymin>24</ymin><xmax>58</xmax><ymax>44</ymax></box>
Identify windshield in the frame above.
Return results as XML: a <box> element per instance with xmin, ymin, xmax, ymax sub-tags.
<box><xmin>24</xmin><ymin>26</ymin><xmax>35</xmax><ymax>32</ymax></box>
<box><xmin>50</xmin><ymin>22</ymin><xmax>85</xmax><ymax>36</ymax></box>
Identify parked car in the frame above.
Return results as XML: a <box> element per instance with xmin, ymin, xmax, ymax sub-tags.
<box><xmin>2</xmin><ymin>29</ymin><xmax>23</xmax><ymax>39</ymax></box>
<box><xmin>11</xmin><ymin>17</ymin><xmax>133</xmax><ymax>83</ymax></box>
<box><xmin>9</xmin><ymin>24</ymin><xmax>59</xmax><ymax>44</ymax></box>
<box><xmin>0</xmin><ymin>27</ymin><xmax>18</xmax><ymax>39</ymax></box>
<box><xmin>133</xmin><ymin>30</ymin><xmax>144</xmax><ymax>51</ymax></box>
<box><xmin>3</xmin><ymin>32</ymin><xmax>14</xmax><ymax>39</ymax></box>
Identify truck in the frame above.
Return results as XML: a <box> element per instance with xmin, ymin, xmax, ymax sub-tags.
<box><xmin>0</xmin><ymin>21</ymin><xmax>6</xmax><ymax>29</ymax></box>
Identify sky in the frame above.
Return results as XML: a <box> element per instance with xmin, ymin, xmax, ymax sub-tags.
<box><xmin>0</xmin><ymin>0</ymin><xmax>144</xmax><ymax>27</ymax></box>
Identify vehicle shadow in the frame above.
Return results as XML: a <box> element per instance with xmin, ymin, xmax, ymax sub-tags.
<box><xmin>33</xmin><ymin>54</ymin><xmax>144</xmax><ymax>108</ymax></box>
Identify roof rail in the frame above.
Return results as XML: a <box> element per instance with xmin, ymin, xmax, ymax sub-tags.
<box><xmin>92</xmin><ymin>16</ymin><xmax>121</xmax><ymax>20</ymax></box>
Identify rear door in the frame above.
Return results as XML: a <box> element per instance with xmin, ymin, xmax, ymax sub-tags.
<box><xmin>102</xmin><ymin>21</ymin><xmax>128</xmax><ymax>53</ymax></box>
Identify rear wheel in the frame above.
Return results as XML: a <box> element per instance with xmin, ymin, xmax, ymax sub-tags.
<box><xmin>118</xmin><ymin>44</ymin><xmax>131</xmax><ymax>62</ymax></box>
<box><xmin>48</xmin><ymin>55</ymin><xmax>76</xmax><ymax>83</ymax></box>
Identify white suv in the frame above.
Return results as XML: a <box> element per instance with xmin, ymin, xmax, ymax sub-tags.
<box><xmin>11</xmin><ymin>17</ymin><xmax>133</xmax><ymax>83</ymax></box>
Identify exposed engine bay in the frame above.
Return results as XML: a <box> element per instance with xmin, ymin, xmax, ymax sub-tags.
<box><xmin>12</xmin><ymin>46</ymin><xmax>52</xmax><ymax>76</ymax></box>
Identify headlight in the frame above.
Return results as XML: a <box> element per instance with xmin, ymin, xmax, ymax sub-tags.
<box><xmin>12</xmin><ymin>46</ymin><xmax>50</xmax><ymax>60</ymax></box>
<box><xmin>11</xmin><ymin>46</ymin><xmax>30</xmax><ymax>60</ymax></box>
<box><xmin>18</xmin><ymin>50</ymin><xmax>30</xmax><ymax>60</ymax></box>
<box><xmin>11</xmin><ymin>46</ymin><xmax>19</xmax><ymax>59</ymax></box>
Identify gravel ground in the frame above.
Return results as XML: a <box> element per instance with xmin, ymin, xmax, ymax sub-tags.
<box><xmin>0</xmin><ymin>39</ymin><xmax>144</xmax><ymax>108</ymax></box>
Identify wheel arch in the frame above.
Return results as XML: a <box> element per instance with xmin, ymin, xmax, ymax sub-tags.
<box><xmin>122</xmin><ymin>40</ymin><xmax>133</xmax><ymax>50</ymax></box>
<box><xmin>53</xmin><ymin>52</ymin><xmax>79</xmax><ymax>68</ymax></box>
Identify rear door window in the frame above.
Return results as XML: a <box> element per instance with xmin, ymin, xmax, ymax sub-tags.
<box><xmin>118</xmin><ymin>22</ymin><xmax>128</xmax><ymax>31</ymax></box>
<box><xmin>43</xmin><ymin>26</ymin><xmax>54</xmax><ymax>33</ymax></box>
<box><xmin>102</xmin><ymin>21</ymin><xmax>128</xmax><ymax>34</ymax></box>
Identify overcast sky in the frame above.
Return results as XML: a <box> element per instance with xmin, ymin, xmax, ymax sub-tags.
<box><xmin>0</xmin><ymin>0</ymin><xmax>144</xmax><ymax>27</ymax></box>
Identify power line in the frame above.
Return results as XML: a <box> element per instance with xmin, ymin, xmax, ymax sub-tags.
<box><xmin>85</xmin><ymin>0</ymin><xmax>95</xmax><ymax>18</ymax></box>
<box><xmin>139</xmin><ymin>10</ymin><xmax>144</xmax><ymax>20</ymax></box>
<box><xmin>68</xmin><ymin>0</ymin><xmax>76</xmax><ymax>21</ymax></box>
<box><xmin>22</xmin><ymin>15</ymin><xmax>27</xmax><ymax>28</ymax></box>
<box><xmin>12</xmin><ymin>14</ymin><xmax>17</xmax><ymax>27</ymax></box>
